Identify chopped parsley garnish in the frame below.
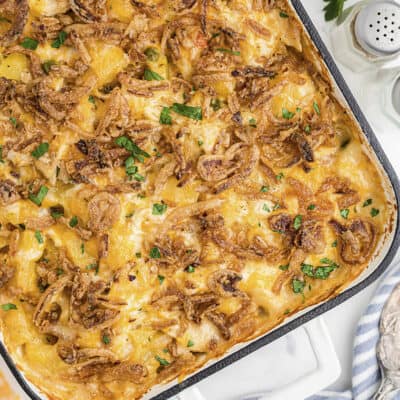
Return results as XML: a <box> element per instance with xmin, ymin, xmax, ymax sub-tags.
<box><xmin>363</xmin><ymin>198</ymin><xmax>373</xmax><ymax>207</ymax></box>
<box><xmin>171</xmin><ymin>103</ymin><xmax>202</xmax><ymax>121</ymax></box>
<box><xmin>293</xmin><ymin>215</ymin><xmax>302</xmax><ymax>230</ymax></box>
<box><xmin>301</xmin><ymin>258</ymin><xmax>339</xmax><ymax>280</ymax></box>
<box><xmin>276</xmin><ymin>172</ymin><xmax>284</xmax><ymax>181</ymax></box>
<box><xmin>308</xmin><ymin>204</ymin><xmax>316</xmax><ymax>210</ymax></box>
<box><xmin>56</xmin><ymin>268</ymin><xmax>64</xmax><ymax>276</ymax></box>
<box><xmin>249</xmin><ymin>118</ymin><xmax>257</xmax><ymax>127</ymax></box>
<box><xmin>304</xmin><ymin>125</ymin><xmax>311</xmax><ymax>134</ymax></box>
<box><xmin>301</xmin><ymin>263</ymin><xmax>314</xmax><ymax>277</ymax></box>
<box><xmin>187</xmin><ymin>340</ymin><xmax>194</xmax><ymax>347</ymax></box>
<box><xmin>31</xmin><ymin>142</ymin><xmax>49</xmax><ymax>159</ymax></box>
<box><xmin>160</xmin><ymin>107</ymin><xmax>172</xmax><ymax>125</ymax></box>
<box><xmin>42</xmin><ymin>60</ymin><xmax>56</xmax><ymax>74</ymax></box>
<box><xmin>262</xmin><ymin>203</ymin><xmax>271</xmax><ymax>212</ymax></box>
<box><xmin>186</xmin><ymin>265</ymin><xmax>196</xmax><ymax>273</ymax></box>
<box><xmin>144</xmin><ymin>47</ymin><xmax>159</xmax><ymax>61</ymax></box>
<box><xmin>331</xmin><ymin>240</ymin><xmax>338</xmax><ymax>248</ymax></box>
<box><xmin>115</xmin><ymin>136</ymin><xmax>150</xmax><ymax>163</ymax></box>
<box><xmin>279</xmin><ymin>264</ymin><xmax>289</xmax><ymax>271</ymax></box>
<box><xmin>284</xmin><ymin>309</ymin><xmax>291</xmax><ymax>315</ymax></box>
<box><xmin>280</xmin><ymin>11</ymin><xmax>289</xmax><ymax>18</ymax></box>
<box><xmin>292</xmin><ymin>279</ymin><xmax>305</xmax><ymax>294</ymax></box>
<box><xmin>9</xmin><ymin>117</ymin><xmax>17</xmax><ymax>127</ymax></box>
<box><xmin>1</xmin><ymin>303</ymin><xmax>17</xmax><ymax>311</ymax></box>
<box><xmin>340</xmin><ymin>208</ymin><xmax>350</xmax><ymax>219</ymax></box>
<box><xmin>216</xmin><ymin>48</ymin><xmax>240</xmax><ymax>56</ymax></box>
<box><xmin>81</xmin><ymin>243</ymin><xmax>85</xmax><ymax>254</ymax></box>
<box><xmin>152</xmin><ymin>203</ymin><xmax>167</xmax><ymax>215</ymax></box>
<box><xmin>150</xmin><ymin>246</ymin><xmax>161</xmax><ymax>259</ymax></box>
<box><xmin>135</xmin><ymin>252</ymin><xmax>142</xmax><ymax>258</ymax></box>
<box><xmin>21</xmin><ymin>37</ymin><xmax>38</xmax><ymax>50</ymax></box>
<box><xmin>69</xmin><ymin>216</ymin><xmax>78</xmax><ymax>227</ymax></box>
<box><xmin>158</xmin><ymin>275</ymin><xmax>165</xmax><ymax>284</ymax></box>
<box><xmin>29</xmin><ymin>185</ymin><xmax>48</xmax><ymax>206</ymax></box>
<box><xmin>86</xmin><ymin>263</ymin><xmax>99</xmax><ymax>275</ymax></box>
<box><xmin>88</xmin><ymin>95</ymin><xmax>95</xmax><ymax>104</ymax></box>
<box><xmin>144</xmin><ymin>69</ymin><xmax>164</xmax><ymax>81</ymax></box>
<box><xmin>210</xmin><ymin>98</ymin><xmax>221</xmax><ymax>111</ymax></box>
<box><xmin>51</xmin><ymin>31</ymin><xmax>67</xmax><ymax>49</ymax></box>
<box><xmin>0</xmin><ymin>145</ymin><xmax>4</xmax><ymax>163</ymax></box>
<box><xmin>282</xmin><ymin>108</ymin><xmax>295</xmax><ymax>120</ymax></box>
<box><xmin>260</xmin><ymin>185</ymin><xmax>269</xmax><ymax>193</ymax></box>
<box><xmin>313</xmin><ymin>101</ymin><xmax>321</xmax><ymax>115</ymax></box>
<box><xmin>34</xmin><ymin>231</ymin><xmax>44</xmax><ymax>244</ymax></box>
<box><xmin>102</xmin><ymin>334</ymin><xmax>111</xmax><ymax>345</ymax></box>
<box><xmin>155</xmin><ymin>355</ymin><xmax>170</xmax><ymax>366</ymax></box>
<box><xmin>371</xmin><ymin>208</ymin><xmax>380</xmax><ymax>217</ymax></box>
<box><xmin>198</xmin><ymin>140</ymin><xmax>204</xmax><ymax>146</ymax></box>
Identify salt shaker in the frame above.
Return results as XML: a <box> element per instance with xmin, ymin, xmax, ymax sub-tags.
<box><xmin>329</xmin><ymin>0</ymin><xmax>400</xmax><ymax>72</ymax></box>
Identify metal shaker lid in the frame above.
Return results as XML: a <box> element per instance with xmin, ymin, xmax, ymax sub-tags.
<box><xmin>354</xmin><ymin>0</ymin><xmax>400</xmax><ymax>57</ymax></box>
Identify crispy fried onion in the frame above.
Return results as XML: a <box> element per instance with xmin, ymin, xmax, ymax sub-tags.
<box><xmin>70</xmin><ymin>272</ymin><xmax>120</xmax><ymax>329</ymax></box>
<box><xmin>197</xmin><ymin>143</ymin><xmax>259</xmax><ymax>194</ymax></box>
<box><xmin>58</xmin><ymin>344</ymin><xmax>148</xmax><ymax>382</ymax></box>
<box><xmin>87</xmin><ymin>191</ymin><xmax>121</xmax><ymax>233</ymax></box>
<box><xmin>207</xmin><ymin>269</ymin><xmax>243</xmax><ymax>297</ymax></box>
<box><xmin>0</xmin><ymin>0</ymin><xmax>29</xmax><ymax>46</ymax></box>
<box><xmin>0</xmin><ymin>179</ymin><xmax>20</xmax><ymax>206</ymax></box>
<box><xmin>118</xmin><ymin>71</ymin><xmax>170</xmax><ymax>97</ymax></box>
<box><xmin>318</xmin><ymin>177</ymin><xmax>361</xmax><ymax>209</ymax></box>
<box><xmin>70</xmin><ymin>0</ymin><xmax>108</xmax><ymax>23</ymax></box>
<box><xmin>330</xmin><ymin>219</ymin><xmax>377</xmax><ymax>265</ymax></box>
<box><xmin>65</xmin><ymin>22</ymin><xmax>127</xmax><ymax>45</ymax></box>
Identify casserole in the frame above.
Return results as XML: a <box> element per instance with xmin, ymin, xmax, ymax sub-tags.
<box><xmin>0</xmin><ymin>1</ymin><xmax>398</xmax><ymax>400</ymax></box>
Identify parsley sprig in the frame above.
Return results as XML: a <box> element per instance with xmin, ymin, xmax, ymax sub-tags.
<box><xmin>323</xmin><ymin>0</ymin><xmax>347</xmax><ymax>21</ymax></box>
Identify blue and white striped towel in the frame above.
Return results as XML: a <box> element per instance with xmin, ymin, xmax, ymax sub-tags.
<box><xmin>308</xmin><ymin>263</ymin><xmax>400</xmax><ymax>400</ymax></box>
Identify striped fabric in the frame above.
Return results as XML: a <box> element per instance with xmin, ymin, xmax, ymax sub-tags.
<box><xmin>308</xmin><ymin>264</ymin><xmax>400</xmax><ymax>400</ymax></box>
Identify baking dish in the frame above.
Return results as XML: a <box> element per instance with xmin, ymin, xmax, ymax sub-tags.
<box><xmin>0</xmin><ymin>1</ymin><xmax>399</xmax><ymax>399</ymax></box>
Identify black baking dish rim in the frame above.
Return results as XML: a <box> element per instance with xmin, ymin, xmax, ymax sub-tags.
<box><xmin>1</xmin><ymin>1</ymin><xmax>400</xmax><ymax>399</ymax></box>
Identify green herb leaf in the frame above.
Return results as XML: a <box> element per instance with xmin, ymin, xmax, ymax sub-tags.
<box><xmin>86</xmin><ymin>263</ymin><xmax>99</xmax><ymax>275</ymax></box>
<box><xmin>144</xmin><ymin>69</ymin><xmax>164</xmax><ymax>81</ymax></box>
<box><xmin>186</xmin><ymin>265</ymin><xmax>196</xmax><ymax>273</ymax></box>
<box><xmin>9</xmin><ymin>117</ymin><xmax>17</xmax><ymax>127</ymax></box>
<box><xmin>115</xmin><ymin>136</ymin><xmax>150</xmax><ymax>163</ymax></box>
<box><xmin>102</xmin><ymin>334</ymin><xmax>111</xmax><ymax>345</ymax></box>
<box><xmin>160</xmin><ymin>107</ymin><xmax>172</xmax><ymax>125</ymax></box>
<box><xmin>31</xmin><ymin>142</ymin><xmax>49</xmax><ymax>159</ymax></box>
<box><xmin>280</xmin><ymin>11</ymin><xmax>289</xmax><ymax>18</ymax></box>
<box><xmin>1</xmin><ymin>303</ymin><xmax>17</xmax><ymax>311</ymax></box>
<box><xmin>0</xmin><ymin>145</ymin><xmax>4</xmax><ymax>163</ymax></box>
<box><xmin>314</xmin><ymin>265</ymin><xmax>336</xmax><ymax>279</ymax></box>
<box><xmin>210</xmin><ymin>98</ymin><xmax>221</xmax><ymax>111</ymax></box>
<box><xmin>171</xmin><ymin>103</ymin><xmax>202</xmax><ymax>120</ymax></box>
<box><xmin>313</xmin><ymin>101</ymin><xmax>321</xmax><ymax>115</ymax></box>
<box><xmin>69</xmin><ymin>216</ymin><xmax>78</xmax><ymax>227</ymax></box>
<box><xmin>29</xmin><ymin>185</ymin><xmax>48</xmax><ymax>206</ymax></box>
<box><xmin>42</xmin><ymin>60</ymin><xmax>56</xmax><ymax>74</ymax></box>
<box><xmin>152</xmin><ymin>203</ymin><xmax>167</xmax><ymax>215</ymax></box>
<box><xmin>249</xmin><ymin>118</ymin><xmax>257</xmax><ymax>127</ymax></box>
<box><xmin>187</xmin><ymin>340</ymin><xmax>194</xmax><ymax>347</ymax></box>
<box><xmin>135</xmin><ymin>252</ymin><xmax>142</xmax><ymax>258</ymax></box>
<box><xmin>301</xmin><ymin>263</ymin><xmax>315</xmax><ymax>277</ymax></box>
<box><xmin>331</xmin><ymin>240</ymin><xmax>338</xmax><ymax>248</ymax></box>
<box><xmin>216</xmin><ymin>48</ymin><xmax>240</xmax><ymax>56</ymax></box>
<box><xmin>88</xmin><ymin>95</ymin><xmax>96</xmax><ymax>104</ymax></box>
<box><xmin>371</xmin><ymin>208</ymin><xmax>380</xmax><ymax>217</ymax></box>
<box><xmin>81</xmin><ymin>243</ymin><xmax>85</xmax><ymax>254</ymax></box>
<box><xmin>34</xmin><ymin>230</ymin><xmax>44</xmax><ymax>244</ymax></box>
<box><xmin>282</xmin><ymin>108</ymin><xmax>295</xmax><ymax>120</ymax></box>
<box><xmin>293</xmin><ymin>215</ymin><xmax>303</xmax><ymax>230</ymax></box>
<box><xmin>304</xmin><ymin>125</ymin><xmax>311</xmax><ymax>134</ymax></box>
<box><xmin>158</xmin><ymin>275</ymin><xmax>165</xmax><ymax>284</ymax></box>
<box><xmin>308</xmin><ymin>204</ymin><xmax>316</xmax><ymax>210</ymax></box>
<box><xmin>150</xmin><ymin>246</ymin><xmax>161</xmax><ymax>259</ymax></box>
<box><xmin>144</xmin><ymin>47</ymin><xmax>159</xmax><ymax>61</ymax></box>
<box><xmin>260</xmin><ymin>185</ymin><xmax>269</xmax><ymax>193</ymax></box>
<box><xmin>292</xmin><ymin>279</ymin><xmax>305</xmax><ymax>294</ymax></box>
<box><xmin>340</xmin><ymin>208</ymin><xmax>350</xmax><ymax>219</ymax></box>
<box><xmin>262</xmin><ymin>203</ymin><xmax>271</xmax><ymax>212</ymax></box>
<box><xmin>363</xmin><ymin>198</ymin><xmax>372</xmax><ymax>207</ymax></box>
<box><xmin>279</xmin><ymin>264</ymin><xmax>289</xmax><ymax>271</ymax></box>
<box><xmin>51</xmin><ymin>31</ymin><xmax>67</xmax><ymax>49</ymax></box>
<box><xmin>323</xmin><ymin>0</ymin><xmax>347</xmax><ymax>21</ymax></box>
<box><xmin>198</xmin><ymin>140</ymin><xmax>204</xmax><ymax>146</ymax></box>
<box><xmin>320</xmin><ymin>258</ymin><xmax>339</xmax><ymax>268</ymax></box>
<box><xmin>21</xmin><ymin>37</ymin><xmax>38</xmax><ymax>50</ymax></box>
<box><xmin>155</xmin><ymin>355</ymin><xmax>170</xmax><ymax>366</ymax></box>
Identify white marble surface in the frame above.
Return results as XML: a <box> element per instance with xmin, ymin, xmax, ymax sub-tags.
<box><xmin>304</xmin><ymin>0</ymin><xmax>400</xmax><ymax>392</ymax></box>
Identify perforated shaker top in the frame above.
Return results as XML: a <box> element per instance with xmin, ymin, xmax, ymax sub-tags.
<box><xmin>354</xmin><ymin>0</ymin><xmax>400</xmax><ymax>56</ymax></box>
